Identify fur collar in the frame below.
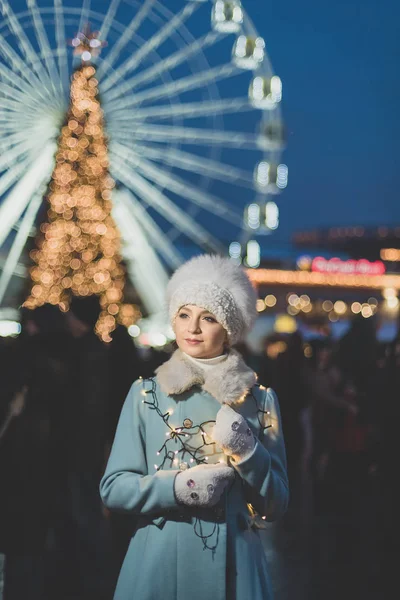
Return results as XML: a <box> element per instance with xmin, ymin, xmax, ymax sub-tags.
<box><xmin>155</xmin><ymin>348</ymin><xmax>257</xmax><ymax>406</ymax></box>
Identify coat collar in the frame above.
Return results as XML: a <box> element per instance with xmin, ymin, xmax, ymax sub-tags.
<box><xmin>155</xmin><ymin>348</ymin><xmax>257</xmax><ymax>406</ymax></box>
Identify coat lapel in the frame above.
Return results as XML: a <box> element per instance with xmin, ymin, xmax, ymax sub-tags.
<box><xmin>155</xmin><ymin>348</ymin><xmax>257</xmax><ymax>406</ymax></box>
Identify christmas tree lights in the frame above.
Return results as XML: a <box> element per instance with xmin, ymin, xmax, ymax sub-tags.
<box><xmin>24</xmin><ymin>35</ymin><xmax>139</xmax><ymax>342</ymax></box>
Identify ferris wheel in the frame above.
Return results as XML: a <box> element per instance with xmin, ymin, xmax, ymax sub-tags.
<box><xmin>0</xmin><ymin>0</ymin><xmax>286</xmax><ymax>331</ymax></box>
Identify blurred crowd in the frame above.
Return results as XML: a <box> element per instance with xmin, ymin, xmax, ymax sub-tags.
<box><xmin>252</xmin><ymin>313</ymin><xmax>399</xmax><ymax>595</ymax></box>
<box><xmin>0</xmin><ymin>297</ymin><xmax>168</xmax><ymax>600</ymax></box>
<box><xmin>0</xmin><ymin>304</ymin><xmax>398</xmax><ymax>599</ymax></box>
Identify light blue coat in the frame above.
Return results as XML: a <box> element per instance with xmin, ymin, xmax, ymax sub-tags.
<box><xmin>100</xmin><ymin>352</ymin><xmax>289</xmax><ymax>600</ymax></box>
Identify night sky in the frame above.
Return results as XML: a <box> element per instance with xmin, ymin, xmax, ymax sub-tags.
<box><xmin>250</xmin><ymin>0</ymin><xmax>399</xmax><ymax>245</ymax></box>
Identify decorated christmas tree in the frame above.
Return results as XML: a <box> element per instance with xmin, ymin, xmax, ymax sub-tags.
<box><xmin>24</xmin><ymin>28</ymin><xmax>139</xmax><ymax>342</ymax></box>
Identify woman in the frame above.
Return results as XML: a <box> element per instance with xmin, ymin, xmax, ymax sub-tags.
<box><xmin>100</xmin><ymin>254</ymin><xmax>289</xmax><ymax>600</ymax></box>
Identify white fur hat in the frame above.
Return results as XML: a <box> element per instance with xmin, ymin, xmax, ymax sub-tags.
<box><xmin>167</xmin><ymin>254</ymin><xmax>257</xmax><ymax>345</ymax></box>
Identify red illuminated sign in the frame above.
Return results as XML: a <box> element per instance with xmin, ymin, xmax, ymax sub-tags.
<box><xmin>311</xmin><ymin>257</ymin><xmax>385</xmax><ymax>276</ymax></box>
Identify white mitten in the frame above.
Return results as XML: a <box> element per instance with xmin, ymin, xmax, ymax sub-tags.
<box><xmin>174</xmin><ymin>463</ymin><xmax>234</xmax><ymax>507</ymax></box>
<box><xmin>212</xmin><ymin>404</ymin><xmax>255</xmax><ymax>463</ymax></box>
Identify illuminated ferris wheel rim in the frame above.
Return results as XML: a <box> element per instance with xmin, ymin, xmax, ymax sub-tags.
<box><xmin>0</xmin><ymin>0</ymin><xmax>287</xmax><ymax>320</ymax></box>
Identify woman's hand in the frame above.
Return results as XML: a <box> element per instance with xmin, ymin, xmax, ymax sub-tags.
<box><xmin>174</xmin><ymin>463</ymin><xmax>234</xmax><ymax>507</ymax></box>
<box><xmin>212</xmin><ymin>404</ymin><xmax>255</xmax><ymax>463</ymax></box>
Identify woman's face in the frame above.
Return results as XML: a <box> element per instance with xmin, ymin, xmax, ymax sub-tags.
<box><xmin>174</xmin><ymin>304</ymin><xmax>227</xmax><ymax>359</ymax></box>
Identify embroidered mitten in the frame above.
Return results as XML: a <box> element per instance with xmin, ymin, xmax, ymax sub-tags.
<box><xmin>174</xmin><ymin>463</ymin><xmax>234</xmax><ymax>507</ymax></box>
<box><xmin>212</xmin><ymin>404</ymin><xmax>256</xmax><ymax>463</ymax></box>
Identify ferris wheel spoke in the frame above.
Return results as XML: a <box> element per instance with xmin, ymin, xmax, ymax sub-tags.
<box><xmin>0</xmin><ymin>128</ymin><xmax>31</xmax><ymax>139</ymax></box>
<box><xmin>111</xmin><ymin>141</ymin><xmax>243</xmax><ymax>225</ymax></box>
<box><xmin>110</xmin><ymin>97</ymin><xmax>251</xmax><ymax>123</ymax></box>
<box><xmin>110</xmin><ymin>158</ymin><xmax>225</xmax><ymax>254</ymax></box>
<box><xmin>0</xmin><ymin>61</ymin><xmax>47</xmax><ymax>103</ymax></box>
<box><xmin>27</xmin><ymin>0</ymin><xmax>62</xmax><ymax>93</ymax></box>
<box><xmin>0</xmin><ymin>118</ymin><xmax>36</xmax><ymax>134</ymax></box>
<box><xmin>0</xmin><ymin>189</ymin><xmax>44</xmax><ymax>305</ymax></box>
<box><xmin>77</xmin><ymin>0</ymin><xmax>91</xmax><ymax>35</ymax></box>
<box><xmin>114</xmin><ymin>124</ymin><xmax>261</xmax><ymax>150</ymax></box>
<box><xmin>113</xmin><ymin>186</ymin><xmax>183</xmax><ymax>270</ymax></box>
<box><xmin>0</xmin><ymin>141</ymin><xmax>37</xmax><ymax>172</ymax></box>
<box><xmin>96</xmin><ymin>0</ymin><xmax>157</xmax><ymax>81</ymax></box>
<box><xmin>0</xmin><ymin>81</ymin><xmax>45</xmax><ymax>113</ymax></box>
<box><xmin>0</xmin><ymin>118</ymin><xmax>54</xmax><ymax>148</ymax></box>
<box><xmin>0</xmin><ymin>159</ymin><xmax>31</xmax><ymax>198</ymax></box>
<box><xmin>54</xmin><ymin>0</ymin><xmax>69</xmax><ymax>94</ymax></box>
<box><xmin>137</xmin><ymin>161</ymin><xmax>243</xmax><ymax>226</ymax></box>
<box><xmin>0</xmin><ymin>34</ymin><xmax>25</xmax><ymax>78</ymax></box>
<box><xmin>0</xmin><ymin>117</ymin><xmax>32</xmax><ymax>130</ymax></box>
<box><xmin>0</xmin><ymin>142</ymin><xmax>55</xmax><ymax>249</ymax></box>
<box><xmin>0</xmin><ymin>97</ymin><xmax>29</xmax><ymax>113</ymax></box>
<box><xmin>0</xmin><ymin>130</ymin><xmax>41</xmax><ymax>153</ymax></box>
<box><xmin>109</xmin><ymin>30</ymin><xmax>223</xmax><ymax>100</ymax></box>
<box><xmin>134</xmin><ymin>144</ymin><xmax>253</xmax><ymax>188</ymax></box>
<box><xmin>112</xmin><ymin>197</ymin><xmax>170</xmax><ymax>316</ymax></box>
<box><xmin>105</xmin><ymin>63</ymin><xmax>241</xmax><ymax>112</ymax></box>
<box><xmin>0</xmin><ymin>93</ymin><xmax>42</xmax><ymax>118</ymax></box>
<box><xmin>113</xmin><ymin>187</ymin><xmax>183</xmax><ymax>269</ymax></box>
<box><xmin>98</xmin><ymin>0</ymin><xmax>121</xmax><ymax>42</ymax></box>
<box><xmin>0</xmin><ymin>1</ymin><xmax>57</xmax><ymax>96</ymax></box>
<box><xmin>0</xmin><ymin>148</ymin><xmax>28</xmax><ymax>173</ymax></box>
<box><xmin>101</xmin><ymin>2</ymin><xmax>199</xmax><ymax>94</ymax></box>
<box><xmin>0</xmin><ymin>32</ymin><xmax>49</xmax><ymax>98</ymax></box>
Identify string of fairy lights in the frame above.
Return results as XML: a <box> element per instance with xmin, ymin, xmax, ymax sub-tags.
<box><xmin>139</xmin><ymin>377</ymin><xmax>273</xmax><ymax>472</ymax></box>
<box><xmin>140</xmin><ymin>377</ymin><xmax>219</xmax><ymax>471</ymax></box>
<box><xmin>138</xmin><ymin>376</ymin><xmax>274</xmax><ymax>544</ymax></box>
